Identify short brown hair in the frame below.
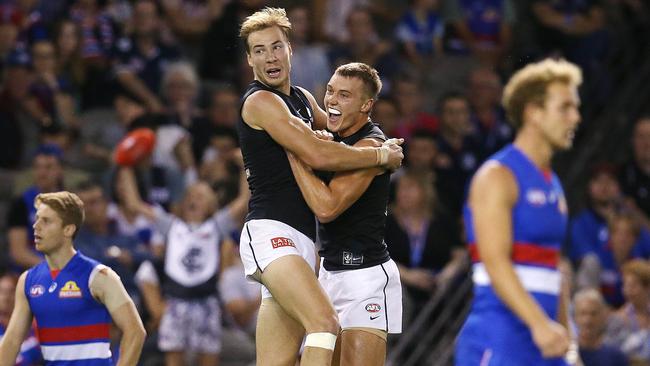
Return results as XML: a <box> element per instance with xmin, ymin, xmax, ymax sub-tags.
<box><xmin>502</xmin><ymin>58</ymin><xmax>582</xmax><ymax>129</ymax></box>
<box><xmin>35</xmin><ymin>191</ymin><xmax>85</xmax><ymax>238</ymax></box>
<box><xmin>335</xmin><ymin>62</ymin><xmax>382</xmax><ymax>100</ymax></box>
<box><xmin>622</xmin><ymin>259</ymin><xmax>650</xmax><ymax>287</ymax></box>
<box><xmin>239</xmin><ymin>7</ymin><xmax>292</xmax><ymax>53</ymax></box>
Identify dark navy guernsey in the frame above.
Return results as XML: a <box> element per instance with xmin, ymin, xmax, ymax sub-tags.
<box><xmin>237</xmin><ymin>80</ymin><xmax>317</xmax><ymax>241</ymax></box>
<box><xmin>318</xmin><ymin>122</ymin><xmax>391</xmax><ymax>271</ymax></box>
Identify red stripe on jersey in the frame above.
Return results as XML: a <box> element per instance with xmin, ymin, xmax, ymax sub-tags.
<box><xmin>38</xmin><ymin>323</ymin><xmax>111</xmax><ymax>343</ymax></box>
<box><xmin>468</xmin><ymin>242</ymin><xmax>559</xmax><ymax>268</ymax></box>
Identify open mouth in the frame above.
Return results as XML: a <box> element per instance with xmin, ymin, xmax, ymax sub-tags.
<box><xmin>266</xmin><ymin>68</ymin><xmax>281</xmax><ymax>78</ymax></box>
<box><xmin>34</xmin><ymin>234</ymin><xmax>42</xmax><ymax>243</ymax></box>
<box><xmin>328</xmin><ymin>107</ymin><xmax>342</xmax><ymax>121</ymax></box>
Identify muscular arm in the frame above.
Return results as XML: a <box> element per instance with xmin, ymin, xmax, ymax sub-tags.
<box><xmin>90</xmin><ymin>267</ymin><xmax>145</xmax><ymax>366</ymax></box>
<box><xmin>242</xmin><ymin>91</ymin><xmax>400</xmax><ymax>171</ymax></box>
<box><xmin>287</xmin><ymin>138</ymin><xmax>384</xmax><ymax>223</ymax></box>
<box><xmin>0</xmin><ymin>272</ymin><xmax>33</xmax><ymax>366</ymax></box>
<box><xmin>471</xmin><ymin>163</ymin><xmax>569</xmax><ymax>357</ymax></box>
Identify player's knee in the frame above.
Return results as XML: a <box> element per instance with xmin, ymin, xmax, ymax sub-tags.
<box><xmin>305</xmin><ymin>311</ymin><xmax>340</xmax><ymax>335</ymax></box>
<box><xmin>304</xmin><ymin>331</ymin><xmax>338</xmax><ymax>351</ymax></box>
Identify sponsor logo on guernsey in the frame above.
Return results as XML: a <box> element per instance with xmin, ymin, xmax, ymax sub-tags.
<box><xmin>48</xmin><ymin>282</ymin><xmax>57</xmax><ymax>293</ymax></box>
<box><xmin>365</xmin><ymin>303</ymin><xmax>381</xmax><ymax>313</ymax></box>
<box><xmin>343</xmin><ymin>252</ymin><xmax>363</xmax><ymax>266</ymax></box>
<box><xmin>526</xmin><ymin>189</ymin><xmax>547</xmax><ymax>206</ymax></box>
<box><xmin>59</xmin><ymin>281</ymin><xmax>82</xmax><ymax>298</ymax></box>
<box><xmin>29</xmin><ymin>285</ymin><xmax>45</xmax><ymax>297</ymax></box>
<box><xmin>271</xmin><ymin>237</ymin><xmax>296</xmax><ymax>249</ymax></box>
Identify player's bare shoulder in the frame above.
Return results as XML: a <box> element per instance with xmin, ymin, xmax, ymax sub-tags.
<box><xmin>469</xmin><ymin>161</ymin><xmax>518</xmax><ymax>205</ymax></box>
<box><xmin>241</xmin><ymin>90</ymin><xmax>288</xmax><ymax>130</ymax></box>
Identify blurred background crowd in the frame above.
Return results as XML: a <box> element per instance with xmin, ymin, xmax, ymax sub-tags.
<box><xmin>0</xmin><ymin>0</ymin><xmax>649</xmax><ymax>365</ymax></box>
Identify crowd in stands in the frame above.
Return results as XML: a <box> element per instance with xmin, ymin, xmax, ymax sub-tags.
<box><xmin>0</xmin><ymin>0</ymin><xmax>648</xmax><ymax>365</ymax></box>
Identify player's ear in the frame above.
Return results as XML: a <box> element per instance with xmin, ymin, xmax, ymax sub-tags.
<box><xmin>361</xmin><ymin>99</ymin><xmax>374</xmax><ymax>114</ymax></box>
<box><xmin>63</xmin><ymin>224</ymin><xmax>76</xmax><ymax>239</ymax></box>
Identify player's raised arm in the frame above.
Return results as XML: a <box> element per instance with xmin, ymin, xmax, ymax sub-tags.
<box><xmin>471</xmin><ymin>162</ymin><xmax>569</xmax><ymax>358</ymax></box>
<box><xmin>90</xmin><ymin>267</ymin><xmax>145</xmax><ymax>366</ymax></box>
<box><xmin>242</xmin><ymin>90</ymin><xmax>403</xmax><ymax>171</ymax></box>
<box><xmin>0</xmin><ymin>272</ymin><xmax>32</xmax><ymax>366</ymax></box>
<box><xmin>287</xmin><ymin>138</ymin><xmax>384</xmax><ymax>223</ymax></box>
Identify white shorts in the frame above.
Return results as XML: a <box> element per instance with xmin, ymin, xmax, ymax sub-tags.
<box><xmin>319</xmin><ymin>259</ymin><xmax>402</xmax><ymax>334</ymax></box>
<box><xmin>239</xmin><ymin>219</ymin><xmax>317</xmax><ymax>299</ymax></box>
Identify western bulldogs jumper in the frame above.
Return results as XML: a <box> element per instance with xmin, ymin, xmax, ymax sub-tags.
<box><xmin>456</xmin><ymin>144</ymin><xmax>569</xmax><ymax>366</ymax></box>
<box><xmin>25</xmin><ymin>252</ymin><xmax>112</xmax><ymax>365</ymax></box>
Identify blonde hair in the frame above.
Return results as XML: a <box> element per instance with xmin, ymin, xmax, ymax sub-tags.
<box><xmin>35</xmin><ymin>191</ymin><xmax>85</xmax><ymax>238</ymax></box>
<box><xmin>622</xmin><ymin>259</ymin><xmax>650</xmax><ymax>287</ymax></box>
<box><xmin>502</xmin><ymin>58</ymin><xmax>582</xmax><ymax>129</ymax></box>
<box><xmin>239</xmin><ymin>7</ymin><xmax>292</xmax><ymax>53</ymax></box>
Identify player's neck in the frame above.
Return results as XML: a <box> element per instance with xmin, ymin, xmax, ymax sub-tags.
<box><xmin>45</xmin><ymin>244</ymin><xmax>77</xmax><ymax>270</ymax></box>
<box><xmin>338</xmin><ymin>117</ymin><xmax>369</xmax><ymax>138</ymax></box>
<box><xmin>513</xmin><ymin>128</ymin><xmax>553</xmax><ymax>171</ymax></box>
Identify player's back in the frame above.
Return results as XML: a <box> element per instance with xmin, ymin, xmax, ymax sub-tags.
<box><xmin>237</xmin><ymin>80</ymin><xmax>316</xmax><ymax>241</ymax></box>
<box><xmin>25</xmin><ymin>252</ymin><xmax>112</xmax><ymax>365</ymax></box>
<box><xmin>457</xmin><ymin>144</ymin><xmax>569</xmax><ymax>366</ymax></box>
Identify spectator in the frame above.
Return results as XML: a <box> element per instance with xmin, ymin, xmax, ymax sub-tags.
<box><xmin>390</xmin><ymin>76</ymin><xmax>438</xmax><ymax>140</ymax></box>
<box><xmin>394</xmin><ymin>0</ymin><xmax>445</xmax><ymax>67</ymax></box>
<box><xmin>287</xmin><ymin>4</ymin><xmax>331</xmax><ymax>104</ymax></box>
<box><xmin>570</xmin><ymin>164</ymin><xmax>634</xmax><ymax>269</ymax></box>
<box><xmin>0</xmin><ymin>49</ymin><xmax>33</xmax><ymax>169</ymax></box>
<box><xmin>328</xmin><ymin>5</ymin><xmax>401</xmax><ymax>89</ymax></box>
<box><xmin>607</xmin><ymin>259</ymin><xmax>650</xmax><ymax>365</ymax></box>
<box><xmin>74</xmin><ymin>181</ymin><xmax>150</xmax><ymax>297</ymax></box>
<box><xmin>23</xmin><ymin>39</ymin><xmax>79</xmax><ymax>129</ymax></box>
<box><xmin>53</xmin><ymin>19</ymin><xmax>85</xmax><ymax>98</ymax></box>
<box><xmin>620</xmin><ymin>116</ymin><xmax>650</xmax><ymax>229</ymax></box>
<box><xmin>69</xmin><ymin>0</ymin><xmax>119</xmax><ymax>108</ymax></box>
<box><xmin>0</xmin><ymin>5</ymin><xmax>20</xmax><ymax>75</ymax></box>
<box><xmin>188</xmin><ymin>83</ymin><xmax>239</xmax><ymax>165</ymax></box>
<box><xmin>385</xmin><ymin>170</ymin><xmax>465</xmax><ymax>323</ymax></box>
<box><xmin>0</xmin><ymin>273</ymin><xmax>42</xmax><ymax>366</ymax></box>
<box><xmin>6</xmin><ymin>145</ymin><xmax>64</xmax><ymax>271</ymax></box>
<box><xmin>531</xmin><ymin>0</ymin><xmax>608</xmax><ymax>76</ymax></box>
<box><xmin>574</xmin><ymin>288</ymin><xmax>629</xmax><ymax>366</ymax></box>
<box><xmin>593</xmin><ymin>213</ymin><xmax>650</xmax><ymax>307</ymax></box>
<box><xmin>161</xmin><ymin>0</ymin><xmax>223</xmax><ymax>39</ymax></box>
<box><xmin>401</xmin><ymin>128</ymin><xmax>438</xmax><ymax>180</ymax></box>
<box><xmin>123</xmin><ymin>166</ymin><xmax>245</xmax><ymax>366</ymax></box>
<box><xmin>466</xmin><ymin>66</ymin><xmax>513</xmax><ymax>156</ymax></box>
<box><xmin>443</xmin><ymin>0</ymin><xmax>516</xmax><ymax>68</ymax></box>
<box><xmin>371</xmin><ymin>97</ymin><xmax>400</xmax><ymax>137</ymax></box>
<box><xmin>434</xmin><ymin>91</ymin><xmax>483</xmax><ymax>219</ymax></box>
<box><xmin>198</xmin><ymin>0</ymin><xmax>265</xmax><ymax>87</ymax></box>
<box><xmin>113</xmin><ymin>0</ymin><xmax>181</xmax><ymax>113</ymax></box>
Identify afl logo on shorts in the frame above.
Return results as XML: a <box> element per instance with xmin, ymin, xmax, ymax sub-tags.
<box><xmin>29</xmin><ymin>285</ymin><xmax>45</xmax><ymax>298</ymax></box>
<box><xmin>365</xmin><ymin>303</ymin><xmax>381</xmax><ymax>313</ymax></box>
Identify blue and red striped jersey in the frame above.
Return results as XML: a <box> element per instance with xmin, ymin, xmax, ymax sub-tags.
<box><xmin>25</xmin><ymin>252</ymin><xmax>112</xmax><ymax>365</ymax></box>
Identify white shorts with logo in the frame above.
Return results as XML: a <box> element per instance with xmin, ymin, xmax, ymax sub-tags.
<box><xmin>239</xmin><ymin>219</ymin><xmax>317</xmax><ymax>299</ymax></box>
<box><xmin>319</xmin><ymin>258</ymin><xmax>402</xmax><ymax>333</ymax></box>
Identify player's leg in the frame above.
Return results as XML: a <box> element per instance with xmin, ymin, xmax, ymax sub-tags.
<box><xmin>255</xmin><ymin>295</ymin><xmax>305</xmax><ymax>365</ymax></box>
<box><xmin>261</xmin><ymin>255</ymin><xmax>340</xmax><ymax>366</ymax></box>
<box><xmin>331</xmin><ymin>336</ymin><xmax>343</xmax><ymax>366</ymax></box>
<box><xmin>338</xmin><ymin>328</ymin><xmax>387</xmax><ymax>366</ymax></box>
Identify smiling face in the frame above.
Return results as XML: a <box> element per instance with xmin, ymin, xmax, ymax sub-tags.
<box><xmin>324</xmin><ymin>74</ymin><xmax>373</xmax><ymax>137</ymax></box>
<box><xmin>530</xmin><ymin>82</ymin><xmax>581</xmax><ymax>151</ymax></box>
<box><xmin>246</xmin><ymin>26</ymin><xmax>292</xmax><ymax>93</ymax></box>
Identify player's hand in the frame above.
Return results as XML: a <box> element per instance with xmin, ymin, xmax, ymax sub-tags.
<box><xmin>314</xmin><ymin>129</ymin><xmax>334</xmax><ymax>141</ymax></box>
<box><xmin>382</xmin><ymin>138</ymin><xmax>404</xmax><ymax>170</ymax></box>
<box><xmin>531</xmin><ymin>319</ymin><xmax>570</xmax><ymax>358</ymax></box>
